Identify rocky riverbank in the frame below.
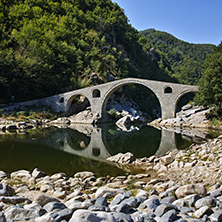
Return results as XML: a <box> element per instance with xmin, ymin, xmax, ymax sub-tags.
<box><xmin>0</xmin><ymin>117</ymin><xmax>71</xmax><ymax>133</ymax></box>
<box><xmin>0</xmin><ymin>136</ymin><xmax>222</xmax><ymax>221</ymax></box>
<box><xmin>149</xmin><ymin>105</ymin><xmax>222</xmax><ymax>130</ymax></box>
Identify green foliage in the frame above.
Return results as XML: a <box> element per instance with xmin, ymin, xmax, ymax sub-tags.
<box><xmin>28</xmin><ymin>110</ymin><xmax>61</xmax><ymax>120</ymax></box>
<box><xmin>108</xmin><ymin>108</ymin><xmax>122</xmax><ymax>120</ymax></box>
<box><xmin>194</xmin><ymin>42</ymin><xmax>222</xmax><ymax>116</ymax></box>
<box><xmin>16</xmin><ymin>111</ymin><xmax>27</xmax><ymax>117</ymax></box>
<box><xmin>0</xmin><ymin>109</ymin><xmax>4</xmax><ymax>116</ymax></box>
<box><xmin>77</xmin><ymin>77</ymin><xmax>90</xmax><ymax>88</ymax></box>
<box><xmin>140</xmin><ymin>29</ymin><xmax>215</xmax><ymax>85</ymax></box>
<box><xmin>208</xmin><ymin>130</ymin><xmax>221</xmax><ymax>138</ymax></box>
<box><xmin>210</xmin><ymin>118</ymin><xmax>220</xmax><ymax>127</ymax></box>
<box><xmin>0</xmin><ymin>0</ymin><xmax>175</xmax><ymax>103</ymax></box>
<box><xmin>1</xmin><ymin>106</ymin><xmax>63</xmax><ymax>121</ymax></box>
<box><xmin>126</xmin><ymin>179</ymin><xmax>136</xmax><ymax>190</ymax></box>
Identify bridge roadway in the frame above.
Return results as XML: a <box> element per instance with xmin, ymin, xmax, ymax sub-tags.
<box><xmin>19</xmin><ymin>78</ymin><xmax>198</xmax><ymax>121</ymax></box>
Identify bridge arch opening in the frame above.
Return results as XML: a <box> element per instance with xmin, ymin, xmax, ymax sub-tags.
<box><xmin>59</xmin><ymin>97</ymin><xmax>64</xmax><ymax>103</ymax></box>
<box><xmin>66</xmin><ymin>94</ymin><xmax>91</xmax><ymax>116</ymax></box>
<box><xmin>102</xmin><ymin>82</ymin><xmax>162</xmax><ymax>122</ymax></box>
<box><xmin>164</xmin><ymin>86</ymin><xmax>172</xmax><ymax>94</ymax></box>
<box><xmin>175</xmin><ymin>91</ymin><xmax>196</xmax><ymax>115</ymax></box>
<box><xmin>92</xmin><ymin>148</ymin><xmax>101</xmax><ymax>157</ymax></box>
<box><xmin>92</xmin><ymin>89</ymin><xmax>101</xmax><ymax>98</ymax></box>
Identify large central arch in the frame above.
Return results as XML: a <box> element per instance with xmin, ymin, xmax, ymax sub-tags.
<box><xmin>101</xmin><ymin>79</ymin><xmax>163</xmax><ymax>120</ymax></box>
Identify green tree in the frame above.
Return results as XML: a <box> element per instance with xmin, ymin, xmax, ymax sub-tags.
<box><xmin>195</xmin><ymin>42</ymin><xmax>222</xmax><ymax>115</ymax></box>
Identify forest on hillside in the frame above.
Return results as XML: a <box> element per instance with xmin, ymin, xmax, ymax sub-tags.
<box><xmin>0</xmin><ymin>0</ymin><xmax>173</xmax><ymax>104</ymax></box>
<box><xmin>1</xmin><ymin>0</ymin><xmax>219</xmax><ymax>118</ymax></box>
<box><xmin>140</xmin><ymin>29</ymin><xmax>215</xmax><ymax>85</ymax></box>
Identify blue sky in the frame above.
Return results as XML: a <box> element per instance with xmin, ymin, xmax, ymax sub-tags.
<box><xmin>112</xmin><ymin>0</ymin><xmax>222</xmax><ymax>45</ymax></box>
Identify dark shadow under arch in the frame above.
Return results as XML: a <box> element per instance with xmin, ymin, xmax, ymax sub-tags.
<box><xmin>66</xmin><ymin>94</ymin><xmax>91</xmax><ymax>116</ymax></box>
<box><xmin>175</xmin><ymin>92</ymin><xmax>196</xmax><ymax>114</ymax></box>
<box><xmin>92</xmin><ymin>89</ymin><xmax>101</xmax><ymax>98</ymax></box>
<box><xmin>102</xmin><ymin>82</ymin><xmax>162</xmax><ymax>121</ymax></box>
<box><xmin>164</xmin><ymin>86</ymin><xmax>172</xmax><ymax>94</ymax></box>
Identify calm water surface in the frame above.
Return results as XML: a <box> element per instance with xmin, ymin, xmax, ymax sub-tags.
<box><xmin>0</xmin><ymin>124</ymin><xmax>212</xmax><ymax>177</ymax></box>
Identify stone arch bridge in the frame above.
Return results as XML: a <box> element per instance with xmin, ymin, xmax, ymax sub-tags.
<box><xmin>19</xmin><ymin>78</ymin><xmax>198</xmax><ymax>121</ymax></box>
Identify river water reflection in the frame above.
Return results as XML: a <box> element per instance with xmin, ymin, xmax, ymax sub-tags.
<box><xmin>0</xmin><ymin>124</ymin><xmax>213</xmax><ymax>177</ymax></box>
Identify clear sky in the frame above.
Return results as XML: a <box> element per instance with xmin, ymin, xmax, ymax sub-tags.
<box><xmin>112</xmin><ymin>0</ymin><xmax>222</xmax><ymax>45</ymax></box>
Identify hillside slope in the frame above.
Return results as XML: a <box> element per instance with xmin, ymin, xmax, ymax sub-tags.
<box><xmin>0</xmin><ymin>0</ymin><xmax>173</xmax><ymax>103</ymax></box>
<box><xmin>140</xmin><ymin>29</ymin><xmax>215</xmax><ymax>85</ymax></box>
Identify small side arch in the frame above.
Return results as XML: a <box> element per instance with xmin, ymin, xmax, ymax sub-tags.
<box><xmin>92</xmin><ymin>147</ymin><xmax>101</xmax><ymax>157</ymax></box>
<box><xmin>164</xmin><ymin>86</ymin><xmax>173</xmax><ymax>94</ymax></box>
<box><xmin>92</xmin><ymin>89</ymin><xmax>101</xmax><ymax>98</ymax></box>
<box><xmin>66</xmin><ymin>94</ymin><xmax>91</xmax><ymax>116</ymax></box>
<box><xmin>59</xmin><ymin>97</ymin><xmax>64</xmax><ymax>103</ymax></box>
<box><xmin>174</xmin><ymin>89</ymin><xmax>198</xmax><ymax>116</ymax></box>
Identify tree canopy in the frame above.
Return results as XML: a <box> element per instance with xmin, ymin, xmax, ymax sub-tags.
<box><xmin>194</xmin><ymin>42</ymin><xmax>222</xmax><ymax>116</ymax></box>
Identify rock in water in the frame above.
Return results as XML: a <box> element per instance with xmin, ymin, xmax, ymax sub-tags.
<box><xmin>116</xmin><ymin>115</ymin><xmax>142</xmax><ymax>127</ymax></box>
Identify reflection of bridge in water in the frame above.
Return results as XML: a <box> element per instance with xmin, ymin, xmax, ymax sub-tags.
<box><xmin>32</xmin><ymin>124</ymin><xmax>209</xmax><ymax>163</ymax></box>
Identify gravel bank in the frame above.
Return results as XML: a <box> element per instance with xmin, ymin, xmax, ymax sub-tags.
<box><xmin>1</xmin><ymin>136</ymin><xmax>222</xmax><ymax>221</ymax></box>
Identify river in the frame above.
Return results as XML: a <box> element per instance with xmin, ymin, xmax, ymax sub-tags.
<box><xmin>0</xmin><ymin>124</ymin><xmax>217</xmax><ymax>177</ymax></box>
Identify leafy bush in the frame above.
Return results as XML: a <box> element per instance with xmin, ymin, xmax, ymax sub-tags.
<box><xmin>210</xmin><ymin>118</ymin><xmax>220</xmax><ymax>127</ymax></box>
<box><xmin>140</xmin><ymin>29</ymin><xmax>215</xmax><ymax>85</ymax></box>
<box><xmin>16</xmin><ymin>111</ymin><xmax>27</xmax><ymax>117</ymax></box>
<box><xmin>108</xmin><ymin>108</ymin><xmax>122</xmax><ymax>120</ymax></box>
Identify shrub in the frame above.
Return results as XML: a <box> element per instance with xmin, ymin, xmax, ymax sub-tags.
<box><xmin>210</xmin><ymin>117</ymin><xmax>220</xmax><ymax>127</ymax></box>
<box><xmin>108</xmin><ymin>108</ymin><xmax>122</xmax><ymax>120</ymax></box>
<box><xmin>16</xmin><ymin>111</ymin><xmax>27</xmax><ymax>117</ymax></box>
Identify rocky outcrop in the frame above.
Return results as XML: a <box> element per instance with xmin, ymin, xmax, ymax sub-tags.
<box><xmin>68</xmin><ymin>109</ymin><xmax>95</xmax><ymax>124</ymax></box>
<box><xmin>107</xmin><ymin>152</ymin><xmax>135</xmax><ymax>165</ymax></box>
<box><xmin>0</xmin><ymin>119</ymin><xmax>40</xmax><ymax>133</ymax></box>
<box><xmin>149</xmin><ymin>105</ymin><xmax>218</xmax><ymax>129</ymax></box>
<box><xmin>49</xmin><ymin>117</ymin><xmax>70</xmax><ymax>125</ymax></box>
<box><xmin>107</xmin><ymin>91</ymin><xmax>149</xmax><ymax>123</ymax></box>
<box><xmin>116</xmin><ymin>115</ymin><xmax>143</xmax><ymax>130</ymax></box>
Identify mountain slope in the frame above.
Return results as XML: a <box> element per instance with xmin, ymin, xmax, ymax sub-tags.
<box><xmin>140</xmin><ymin>29</ymin><xmax>216</xmax><ymax>85</ymax></box>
